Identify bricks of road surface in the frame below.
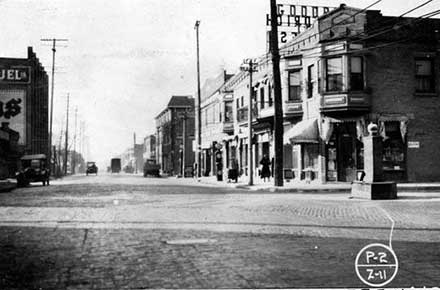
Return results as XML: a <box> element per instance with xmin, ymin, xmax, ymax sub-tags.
<box><xmin>0</xmin><ymin>227</ymin><xmax>439</xmax><ymax>289</ymax></box>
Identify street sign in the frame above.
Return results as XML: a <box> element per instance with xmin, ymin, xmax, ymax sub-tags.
<box><xmin>355</xmin><ymin>243</ymin><xmax>398</xmax><ymax>287</ymax></box>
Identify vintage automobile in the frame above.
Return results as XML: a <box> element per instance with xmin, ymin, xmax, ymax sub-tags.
<box><xmin>86</xmin><ymin>162</ymin><xmax>98</xmax><ymax>175</ymax></box>
<box><xmin>16</xmin><ymin>154</ymin><xmax>50</xmax><ymax>187</ymax></box>
<box><xmin>143</xmin><ymin>159</ymin><xmax>160</xmax><ymax>177</ymax></box>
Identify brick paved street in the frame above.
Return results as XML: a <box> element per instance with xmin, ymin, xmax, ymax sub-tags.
<box><xmin>0</xmin><ymin>174</ymin><xmax>439</xmax><ymax>289</ymax></box>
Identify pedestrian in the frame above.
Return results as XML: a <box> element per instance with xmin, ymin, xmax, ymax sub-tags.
<box><xmin>259</xmin><ymin>154</ymin><xmax>271</xmax><ymax>182</ymax></box>
<box><xmin>228</xmin><ymin>158</ymin><xmax>239</xmax><ymax>183</ymax></box>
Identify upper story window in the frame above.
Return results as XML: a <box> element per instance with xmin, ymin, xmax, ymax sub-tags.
<box><xmin>350</xmin><ymin>56</ymin><xmax>364</xmax><ymax>91</ymax></box>
<box><xmin>268</xmin><ymin>83</ymin><xmax>273</xmax><ymax>107</ymax></box>
<box><xmin>307</xmin><ymin>64</ymin><xmax>316</xmax><ymax>98</ymax></box>
<box><xmin>260</xmin><ymin>87</ymin><xmax>265</xmax><ymax>109</ymax></box>
<box><xmin>326</xmin><ymin>57</ymin><xmax>343</xmax><ymax>92</ymax></box>
<box><xmin>288</xmin><ymin>70</ymin><xmax>301</xmax><ymax>101</ymax></box>
<box><xmin>224</xmin><ymin>101</ymin><xmax>233</xmax><ymax>122</ymax></box>
<box><xmin>415</xmin><ymin>58</ymin><xmax>435</xmax><ymax>93</ymax></box>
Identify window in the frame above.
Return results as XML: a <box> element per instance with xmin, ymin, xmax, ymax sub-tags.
<box><xmin>224</xmin><ymin>101</ymin><xmax>232</xmax><ymax>122</ymax></box>
<box><xmin>326</xmin><ymin>57</ymin><xmax>343</xmax><ymax>91</ymax></box>
<box><xmin>382</xmin><ymin>122</ymin><xmax>405</xmax><ymax>171</ymax></box>
<box><xmin>288</xmin><ymin>70</ymin><xmax>301</xmax><ymax>101</ymax></box>
<box><xmin>268</xmin><ymin>83</ymin><xmax>273</xmax><ymax>106</ymax></box>
<box><xmin>307</xmin><ymin>64</ymin><xmax>316</xmax><ymax>98</ymax></box>
<box><xmin>415</xmin><ymin>58</ymin><xmax>435</xmax><ymax>93</ymax></box>
<box><xmin>241</xmin><ymin>96</ymin><xmax>244</xmax><ymax>107</ymax></box>
<box><xmin>260</xmin><ymin>87</ymin><xmax>265</xmax><ymax>109</ymax></box>
<box><xmin>350</xmin><ymin>56</ymin><xmax>364</xmax><ymax>91</ymax></box>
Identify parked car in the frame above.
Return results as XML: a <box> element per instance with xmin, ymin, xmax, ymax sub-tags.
<box><xmin>143</xmin><ymin>159</ymin><xmax>160</xmax><ymax>177</ymax></box>
<box><xmin>16</xmin><ymin>154</ymin><xmax>50</xmax><ymax>187</ymax></box>
<box><xmin>86</xmin><ymin>162</ymin><xmax>98</xmax><ymax>175</ymax></box>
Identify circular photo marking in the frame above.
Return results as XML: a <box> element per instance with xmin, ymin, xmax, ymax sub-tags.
<box><xmin>355</xmin><ymin>243</ymin><xmax>398</xmax><ymax>287</ymax></box>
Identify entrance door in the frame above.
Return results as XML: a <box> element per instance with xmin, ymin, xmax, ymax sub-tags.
<box><xmin>338</xmin><ymin>134</ymin><xmax>357</xmax><ymax>182</ymax></box>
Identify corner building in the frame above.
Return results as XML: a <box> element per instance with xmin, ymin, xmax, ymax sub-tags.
<box><xmin>229</xmin><ymin>5</ymin><xmax>440</xmax><ymax>183</ymax></box>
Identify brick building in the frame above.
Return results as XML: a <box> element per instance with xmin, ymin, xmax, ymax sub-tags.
<box><xmin>0</xmin><ymin>47</ymin><xmax>49</xmax><ymax>158</ymax></box>
<box><xmin>155</xmin><ymin>96</ymin><xmax>195</xmax><ymax>176</ymax></box>
<box><xmin>221</xmin><ymin>4</ymin><xmax>440</xmax><ymax>184</ymax></box>
<box><xmin>199</xmin><ymin>70</ymin><xmax>234</xmax><ymax>177</ymax></box>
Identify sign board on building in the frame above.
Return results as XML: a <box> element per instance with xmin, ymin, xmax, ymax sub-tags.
<box><xmin>0</xmin><ymin>89</ymin><xmax>26</xmax><ymax>144</ymax></box>
<box><xmin>266</xmin><ymin>4</ymin><xmax>334</xmax><ymax>48</ymax></box>
<box><xmin>408</xmin><ymin>141</ymin><xmax>420</xmax><ymax>148</ymax></box>
<box><xmin>0</xmin><ymin>66</ymin><xmax>30</xmax><ymax>84</ymax></box>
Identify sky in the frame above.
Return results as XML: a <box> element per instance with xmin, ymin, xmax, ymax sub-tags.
<box><xmin>0</xmin><ymin>0</ymin><xmax>437</xmax><ymax>168</ymax></box>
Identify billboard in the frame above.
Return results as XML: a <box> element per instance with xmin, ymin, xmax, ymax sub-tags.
<box><xmin>0</xmin><ymin>66</ymin><xmax>30</xmax><ymax>84</ymax></box>
<box><xmin>0</xmin><ymin>89</ymin><xmax>26</xmax><ymax>144</ymax></box>
<box><xmin>266</xmin><ymin>3</ymin><xmax>335</xmax><ymax>48</ymax></box>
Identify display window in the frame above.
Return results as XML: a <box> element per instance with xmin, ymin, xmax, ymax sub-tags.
<box><xmin>382</xmin><ymin>121</ymin><xmax>405</xmax><ymax>171</ymax></box>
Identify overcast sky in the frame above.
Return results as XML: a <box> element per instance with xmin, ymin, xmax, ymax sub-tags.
<box><xmin>0</xmin><ymin>0</ymin><xmax>437</xmax><ymax>167</ymax></box>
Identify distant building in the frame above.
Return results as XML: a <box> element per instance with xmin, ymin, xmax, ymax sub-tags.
<box><xmin>143</xmin><ymin>135</ymin><xmax>156</xmax><ymax>161</ymax></box>
<box><xmin>155</xmin><ymin>96</ymin><xmax>195</xmax><ymax>176</ymax></box>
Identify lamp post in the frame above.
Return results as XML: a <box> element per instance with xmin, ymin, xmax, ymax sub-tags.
<box><xmin>240</xmin><ymin>58</ymin><xmax>258</xmax><ymax>186</ymax></box>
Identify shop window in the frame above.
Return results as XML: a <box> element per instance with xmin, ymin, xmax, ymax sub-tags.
<box><xmin>307</xmin><ymin>64</ymin><xmax>315</xmax><ymax>98</ymax></box>
<box><xmin>288</xmin><ymin>70</ymin><xmax>301</xmax><ymax>101</ymax></box>
<box><xmin>260</xmin><ymin>87</ymin><xmax>265</xmax><ymax>109</ymax></box>
<box><xmin>382</xmin><ymin>122</ymin><xmax>405</xmax><ymax>171</ymax></box>
<box><xmin>415</xmin><ymin>58</ymin><xmax>435</xmax><ymax>93</ymax></box>
<box><xmin>326</xmin><ymin>57</ymin><xmax>343</xmax><ymax>92</ymax></box>
<box><xmin>350</xmin><ymin>56</ymin><xmax>364</xmax><ymax>91</ymax></box>
<box><xmin>302</xmin><ymin>144</ymin><xmax>319</xmax><ymax>170</ymax></box>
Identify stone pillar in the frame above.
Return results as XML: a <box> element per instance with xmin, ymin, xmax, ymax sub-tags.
<box><xmin>363</xmin><ymin>135</ymin><xmax>383</xmax><ymax>183</ymax></box>
<box><xmin>351</xmin><ymin>123</ymin><xmax>397</xmax><ymax>200</ymax></box>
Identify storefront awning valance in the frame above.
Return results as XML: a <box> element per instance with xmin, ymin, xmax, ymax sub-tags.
<box><xmin>284</xmin><ymin>118</ymin><xmax>319</xmax><ymax>144</ymax></box>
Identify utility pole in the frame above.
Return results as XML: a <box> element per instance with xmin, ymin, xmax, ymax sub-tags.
<box><xmin>64</xmin><ymin>93</ymin><xmax>70</xmax><ymax>175</ymax></box>
<box><xmin>194</xmin><ymin>20</ymin><xmax>202</xmax><ymax>178</ymax></box>
<box><xmin>241</xmin><ymin>58</ymin><xmax>257</xmax><ymax>186</ymax></box>
<box><xmin>134</xmin><ymin>132</ymin><xmax>137</xmax><ymax>173</ymax></box>
<box><xmin>182</xmin><ymin>110</ymin><xmax>187</xmax><ymax>177</ymax></box>
<box><xmin>270</xmin><ymin>0</ymin><xmax>284</xmax><ymax>186</ymax></box>
<box><xmin>40</xmin><ymin>38</ymin><xmax>68</xmax><ymax>175</ymax></box>
<box><xmin>72</xmin><ymin>107</ymin><xmax>78</xmax><ymax>174</ymax></box>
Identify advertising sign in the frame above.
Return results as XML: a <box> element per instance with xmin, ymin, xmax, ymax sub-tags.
<box><xmin>0</xmin><ymin>89</ymin><xmax>26</xmax><ymax>144</ymax></box>
<box><xmin>0</xmin><ymin>66</ymin><xmax>30</xmax><ymax>84</ymax></box>
<box><xmin>266</xmin><ymin>3</ymin><xmax>334</xmax><ymax>48</ymax></box>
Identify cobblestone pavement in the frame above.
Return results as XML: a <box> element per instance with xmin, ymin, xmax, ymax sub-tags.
<box><xmin>0</xmin><ymin>174</ymin><xmax>439</xmax><ymax>289</ymax></box>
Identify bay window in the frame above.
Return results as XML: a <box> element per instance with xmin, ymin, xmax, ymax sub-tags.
<box><xmin>350</xmin><ymin>56</ymin><xmax>364</xmax><ymax>91</ymax></box>
<box><xmin>326</xmin><ymin>57</ymin><xmax>343</xmax><ymax>92</ymax></box>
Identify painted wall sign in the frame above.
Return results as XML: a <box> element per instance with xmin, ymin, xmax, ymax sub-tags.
<box><xmin>0</xmin><ymin>66</ymin><xmax>30</xmax><ymax>84</ymax></box>
<box><xmin>408</xmin><ymin>141</ymin><xmax>420</xmax><ymax>148</ymax></box>
<box><xmin>0</xmin><ymin>89</ymin><xmax>26</xmax><ymax>144</ymax></box>
<box><xmin>266</xmin><ymin>4</ymin><xmax>334</xmax><ymax>46</ymax></box>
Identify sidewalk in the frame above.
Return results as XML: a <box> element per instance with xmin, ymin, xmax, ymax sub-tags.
<box><xmin>183</xmin><ymin>175</ymin><xmax>440</xmax><ymax>193</ymax></box>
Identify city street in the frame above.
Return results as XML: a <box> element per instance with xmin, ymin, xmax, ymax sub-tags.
<box><xmin>0</xmin><ymin>174</ymin><xmax>438</xmax><ymax>289</ymax></box>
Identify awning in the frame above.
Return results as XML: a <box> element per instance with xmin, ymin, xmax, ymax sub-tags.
<box><xmin>21</xmin><ymin>154</ymin><xmax>47</xmax><ymax>160</ymax></box>
<box><xmin>284</xmin><ymin>118</ymin><xmax>319</xmax><ymax>144</ymax></box>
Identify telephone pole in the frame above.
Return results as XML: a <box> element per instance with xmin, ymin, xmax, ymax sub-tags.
<box><xmin>270</xmin><ymin>0</ymin><xmax>284</xmax><ymax>186</ymax></box>
<box><xmin>41</xmin><ymin>38</ymin><xmax>68</xmax><ymax>174</ymax></box>
<box><xmin>64</xmin><ymin>93</ymin><xmax>70</xmax><ymax>175</ymax></box>
<box><xmin>72</xmin><ymin>107</ymin><xmax>78</xmax><ymax>174</ymax></box>
<box><xmin>194</xmin><ymin>20</ymin><xmax>202</xmax><ymax>178</ymax></box>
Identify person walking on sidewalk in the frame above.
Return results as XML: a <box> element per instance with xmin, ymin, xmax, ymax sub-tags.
<box><xmin>259</xmin><ymin>154</ymin><xmax>271</xmax><ymax>182</ymax></box>
<box><xmin>228</xmin><ymin>158</ymin><xmax>239</xmax><ymax>183</ymax></box>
